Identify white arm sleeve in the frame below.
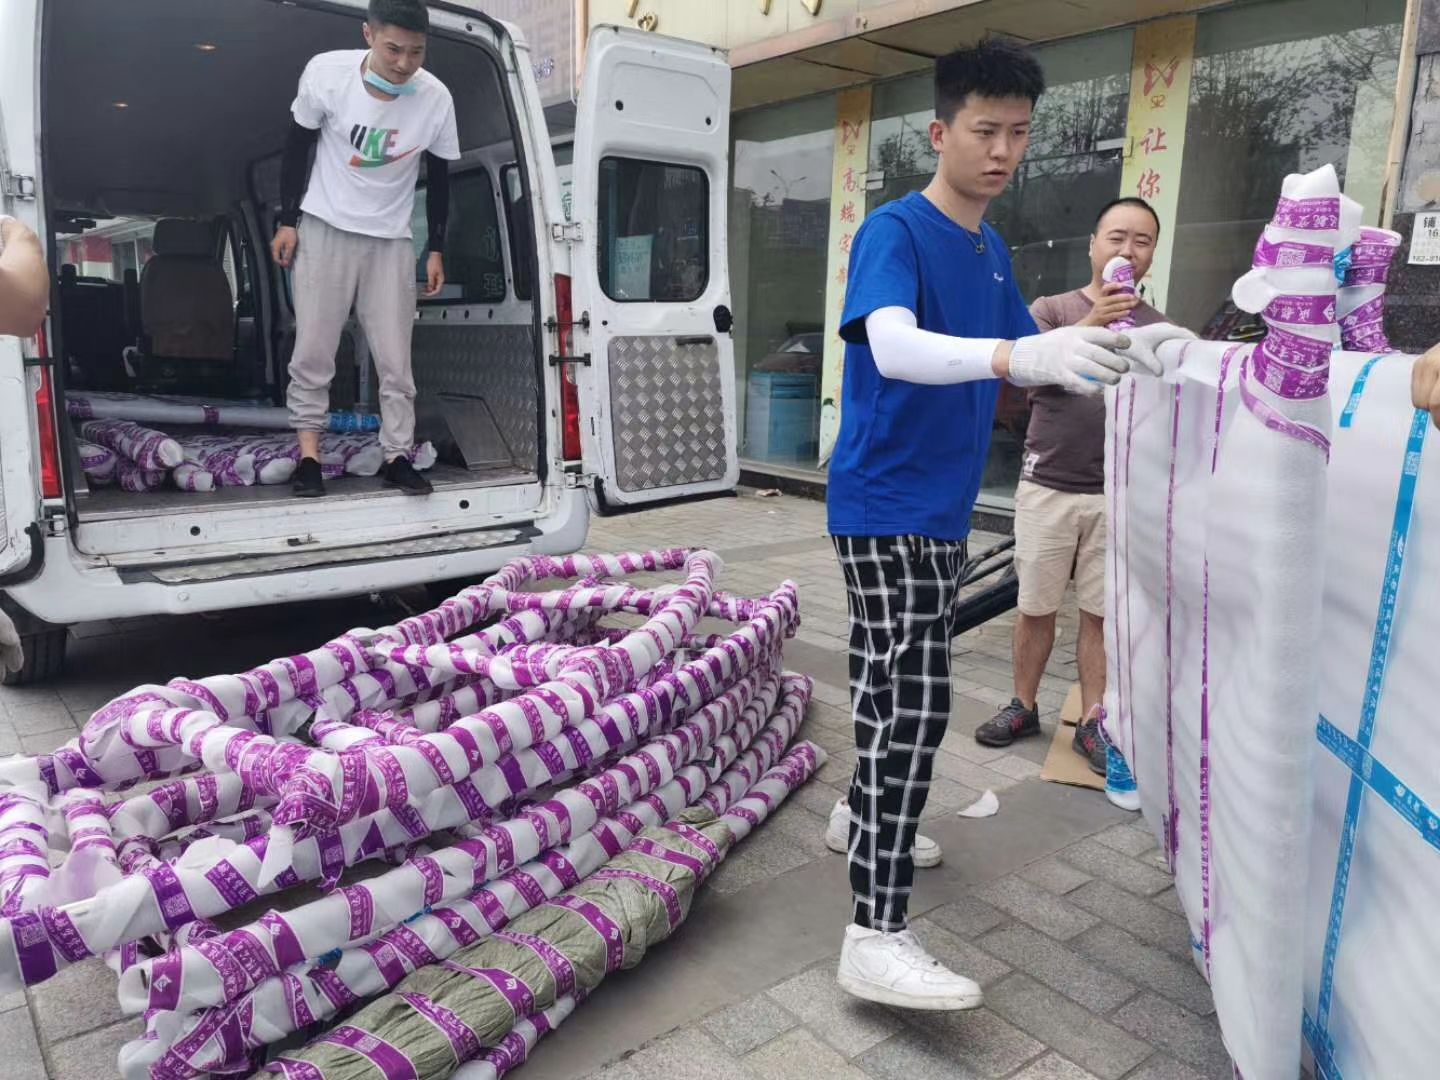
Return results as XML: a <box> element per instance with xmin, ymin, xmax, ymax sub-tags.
<box><xmin>864</xmin><ymin>306</ymin><xmax>1003</xmax><ymax>385</ymax></box>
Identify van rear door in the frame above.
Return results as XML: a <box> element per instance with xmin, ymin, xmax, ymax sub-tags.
<box><xmin>0</xmin><ymin>0</ymin><xmax>43</xmax><ymax>580</ymax></box>
<box><xmin>569</xmin><ymin>26</ymin><xmax>737</xmax><ymax>507</ymax></box>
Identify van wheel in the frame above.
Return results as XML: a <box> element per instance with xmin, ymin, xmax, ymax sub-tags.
<box><xmin>1</xmin><ymin>626</ymin><xmax>68</xmax><ymax>687</ymax></box>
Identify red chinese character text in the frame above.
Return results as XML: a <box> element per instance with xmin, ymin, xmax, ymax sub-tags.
<box><xmin>1140</xmin><ymin>126</ymin><xmax>1169</xmax><ymax>155</ymax></box>
<box><xmin>1143</xmin><ymin>57</ymin><xmax>1179</xmax><ymax>95</ymax></box>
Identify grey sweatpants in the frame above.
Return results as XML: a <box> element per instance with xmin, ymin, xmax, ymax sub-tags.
<box><xmin>287</xmin><ymin>215</ymin><xmax>417</xmax><ymax>457</ymax></box>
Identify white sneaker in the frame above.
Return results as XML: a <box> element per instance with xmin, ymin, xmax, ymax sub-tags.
<box><xmin>836</xmin><ymin>924</ymin><xmax>984</xmax><ymax>1010</ymax></box>
<box><xmin>825</xmin><ymin>798</ymin><xmax>941</xmax><ymax>868</ymax></box>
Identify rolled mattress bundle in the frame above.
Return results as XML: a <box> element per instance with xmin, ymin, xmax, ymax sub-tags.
<box><xmin>1108</xmin><ymin>164</ymin><xmax>1440</xmax><ymax>1078</ymax></box>
<box><xmin>0</xmin><ymin>549</ymin><xmax>823</xmax><ymax>1079</ymax></box>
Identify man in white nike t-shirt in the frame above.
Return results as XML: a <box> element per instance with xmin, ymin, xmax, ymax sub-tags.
<box><xmin>273</xmin><ymin>0</ymin><xmax>460</xmax><ymax>497</ymax></box>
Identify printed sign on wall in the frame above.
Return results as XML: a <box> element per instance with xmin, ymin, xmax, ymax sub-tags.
<box><xmin>817</xmin><ymin>86</ymin><xmax>873</xmax><ymax>468</ymax></box>
<box><xmin>1118</xmin><ymin>16</ymin><xmax>1196</xmax><ymax>314</ymax></box>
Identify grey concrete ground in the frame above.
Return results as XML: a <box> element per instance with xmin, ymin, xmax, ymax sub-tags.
<box><xmin>0</xmin><ymin>489</ymin><xmax>1231</xmax><ymax>1078</ymax></box>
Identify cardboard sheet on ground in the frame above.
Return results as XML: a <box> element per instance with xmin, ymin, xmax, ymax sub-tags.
<box><xmin>1040</xmin><ymin>685</ymin><xmax>1103</xmax><ymax>791</ymax></box>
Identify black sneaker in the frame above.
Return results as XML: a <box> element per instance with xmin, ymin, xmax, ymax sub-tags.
<box><xmin>292</xmin><ymin>457</ymin><xmax>325</xmax><ymax>498</ymax></box>
<box><xmin>382</xmin><ymin>455</ymin><xmax>433</xmax><ymax>496</ymax></box>
<box><xmin>974</xmin><ymin>698</ymin><xmax>1041</xmax><ymax>747</ymax></box>
<box><xmin>1072</xmin><ymin>709</ymin><xmax>1108</xmax><ymax>776</ymax></box>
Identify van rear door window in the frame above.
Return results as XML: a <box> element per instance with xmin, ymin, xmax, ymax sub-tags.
<box><xmin>597</xmin><ymin>157</ymin><xmax>708</xmax><ymax>303</ymax></box>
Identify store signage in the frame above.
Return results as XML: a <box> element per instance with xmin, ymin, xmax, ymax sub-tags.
<box><xmin>1408</xmin><ymin>212</ymin><xmax>1440</xmax><ymax>265</ymax></box>
<box><xmin>818</xmin><ymin>86</ymin><xmax>872</xmax><ymax>468</ymax></box>
<box><xmin>1118</xmin><ymin>16</ymin><xmax>1196</xmax><ymax>314</ymax></box>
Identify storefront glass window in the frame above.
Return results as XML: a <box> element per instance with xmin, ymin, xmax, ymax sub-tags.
<box><xmin>1170</xmin><ymin>0</ymin><xmax>1406</xmax><ymax>332</ymax></box>
<box><xmin>866</xmin><ymin>30</ymin><xmax>1135</xmax><ymax>504</ymax></box>
<box><xmin>731</xmin><ymin>95</ymin><xmax>836</xmax><ymax>468</ymax></box>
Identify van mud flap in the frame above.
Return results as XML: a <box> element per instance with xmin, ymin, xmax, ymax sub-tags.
<box><xmin>117</xmin><ymin>525</ymin><xmax>537</xmax><ymax>585</ymax></box>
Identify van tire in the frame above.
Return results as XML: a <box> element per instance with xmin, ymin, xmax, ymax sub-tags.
<box><xmin>1</xmin><ymin>626</ymin><xmax>68</xmax><ymax>687</ymax></box>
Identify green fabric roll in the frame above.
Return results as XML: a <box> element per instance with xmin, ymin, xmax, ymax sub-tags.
<box><xmin>265</xmin><ymin>814</ymin><xmax>735</xmax><ymax>1080</ymax></box>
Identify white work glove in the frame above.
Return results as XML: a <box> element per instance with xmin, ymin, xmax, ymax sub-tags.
<box><xmin>1008</xmin><ymin>326</ymin><xmax>1131</xmax><ymax>395</ymax></box>
<box><xmin>1118</xmin><ymin>321</ymin><xmax>1198</xmax><ymax>378</ymax></box>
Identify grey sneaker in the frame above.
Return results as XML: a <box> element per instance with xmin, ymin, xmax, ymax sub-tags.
<box><xmin>974</xmin><ymin>698</ymin><xmax>1041</xmax><ymax>747</ymax></box>
<box><xmin>1072</xmin><ymin>707</ymin><xmax>1108</xmax><ymax>776</ymax></box>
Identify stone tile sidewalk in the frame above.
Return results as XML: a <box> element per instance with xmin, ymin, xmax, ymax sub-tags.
<box><xmin>0</xmin><ymin>489</ymin><xmax>1232</xmax><ymax>1078</ymax></box>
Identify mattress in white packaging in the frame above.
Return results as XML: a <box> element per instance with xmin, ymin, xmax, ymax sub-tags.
<box><xmin>1301</xmin><ymin>350</ymin><xmax>1440</xmax><ymax>1080</ymax></box>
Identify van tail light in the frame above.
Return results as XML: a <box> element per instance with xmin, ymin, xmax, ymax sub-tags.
<box><xmin>31</xmin><ymin>328</ymin><xmax>63</xmax><ymax>500</ymax></box>
<box><xmin>554</xmin><ymin>273</ymin><xmax>582</xmax><ymax>462</ymax></box>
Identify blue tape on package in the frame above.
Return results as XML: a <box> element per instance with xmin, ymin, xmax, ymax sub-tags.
<box><xmin>1338</xmin><ymin>356</ymin><xmax>1384</xmax><ymax>429</ymax></box>
<box><xmin>1306</xmin><ymin>408</ymin><xmax>1429</xmax><ymax>1076</ymax></box>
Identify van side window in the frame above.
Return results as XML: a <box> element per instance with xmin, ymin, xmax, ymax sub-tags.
<box><xmin>412</xmin><ymin>168</ymin><xmax>507</xmax><ymax>304</ymax></box>
<box><xmin>597</xmin><ymin>157</ymin><xmax>708</xmax><ymax>303</ymax></box>
<box><xmin>501</xmin><ymin>166</ymin><xmax>534</xmax><ymax>302</ymax></box>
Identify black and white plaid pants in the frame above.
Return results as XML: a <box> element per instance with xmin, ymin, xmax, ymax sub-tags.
<box><xmin>833</xmin><ymin>534</ymin><xmax>966</xmax><ymax>933</ymax></box>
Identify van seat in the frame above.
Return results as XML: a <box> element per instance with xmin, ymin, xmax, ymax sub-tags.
<box><xmin>133</xmin><ymin>218</ymin><xmax>234</xmax><ymax>388</ymax></box>
<box><xmin>58</xmin><ymin>267</ymin><xmax>129</xmax><ymax>390</ymax></box>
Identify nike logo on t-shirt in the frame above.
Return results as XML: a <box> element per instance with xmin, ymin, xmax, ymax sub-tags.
<box><xmin>347</xmin><ymin>124</ymin><xmax>418</xmax><ymax>168</ymax></box>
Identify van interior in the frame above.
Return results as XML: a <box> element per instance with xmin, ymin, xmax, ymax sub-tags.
<box><xmin>42</xmin><ymin>0</ymin><xmax>547</xmax><ymax>552</ymax></box>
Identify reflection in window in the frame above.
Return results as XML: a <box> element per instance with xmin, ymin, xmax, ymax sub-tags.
<box><xmin>731</xmin><ymin>95</ymin><xmax>835</xmax><ymax>468</ymax></box>
<box><xmin>598</xmin><ymin>158</ymin><xmax>708</xmax><ymax>303</ymax></box>
<box><xmin>1170</xmin><ymin>0</ymin><xmax>1404</xmax><ymax>331</ymax></box>
<box><xmin>412</xmin><ymin>168</ymin><xmax>507</xmax><ymax>304</ymax></box>
<box><xmin>501</xmin><ymin>165</ymin><xmax>535</xmax><ymax>302</ymax></box>
<box><xmin>57</xmin><ymin>218</ymin><xmax>157</xmax><ymax>284</ymax></box>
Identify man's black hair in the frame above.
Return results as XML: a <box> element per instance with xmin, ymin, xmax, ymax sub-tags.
<box><xmin>368</xmin><ymin>0</ymin><xmax>429</xmax><ymax>33</ymax></box>
<box><xmin>934</xmin><ymin>36</ymin><xmax>1045</xmax><ymax>123</ymax></box>
<box><xmin>1094</xmin><ymin>196</ymin><xmax>1161</xmax><ymax>237</ymax></box>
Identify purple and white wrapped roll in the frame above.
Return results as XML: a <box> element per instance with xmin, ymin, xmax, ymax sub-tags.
<box><xmin>171</xmin><ymin>463</ymin><xmax>215</xmax><ymax>493</ymax></box>
<box><xmin>115</xmin><ymin>458</ymin><xmax>167</xmax><ymax>493</ymax></box>
<box><xmin>0</xmin><ymin>549</ymin><xmax>804</xmax><ymax>1021</ymax></box>
<box><xmin>78</xmin><ymin>440</ymin><xmax>117</xmax><ymax>486</ymax></box>
<box><xmin>1338</xmin><ymin>226</ymin><xmax>1401</xmax><ymax>354</ymax></box>
<box><xmin>177</xmin><ymin>438</ymin><xmax>258</xmax><ymax>488</ymax></box>
<box><xmin>79</xmin><ymin>418</ymin><xmax>184</xmax><ymax>471</ymax></box>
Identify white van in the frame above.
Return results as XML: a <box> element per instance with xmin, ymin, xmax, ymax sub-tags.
<box><xmin>0</xmin><ymin>0</ymin><xmax>738</xmax><ymax>683</ymax></box>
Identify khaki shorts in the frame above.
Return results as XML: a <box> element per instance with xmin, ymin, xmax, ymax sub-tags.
<box><xmin>1013</xmin><ymin>480</ymin><xmax>1107</xmax><ymax>617</ymax></box>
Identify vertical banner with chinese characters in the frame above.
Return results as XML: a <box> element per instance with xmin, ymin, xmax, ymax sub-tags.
<box><xmin>1119</xmin><ymin>16</ymin><xmax>1196</xmax><ymax>315</ymax></box>
<box><xmin>818</xmin><ymin>86</ymin><xmax>873</xmax><ymax>468</ymax></box>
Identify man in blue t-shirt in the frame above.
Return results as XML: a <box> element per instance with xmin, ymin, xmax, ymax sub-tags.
<box><xmin>824</xmin><ymin>37</ymin><xmax>1190</xmax><ymax>1012</ymax></box>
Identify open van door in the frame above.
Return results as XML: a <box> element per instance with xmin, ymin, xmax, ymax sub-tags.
<box><xmin>569</xmin><ymin>26</ymin><xmax>738</xmax><ymax>507</ymax></box>
<box><xmin>0</xmin><ymin>1</ymin><xmax>44</xmax><ymax>582</ymax></box>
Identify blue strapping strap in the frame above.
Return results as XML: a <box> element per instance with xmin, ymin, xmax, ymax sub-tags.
<box><xmin>1306</xmin><ymin>408</ymin><xmax>1428</xmax><ymax>1077</ymax></box>
<box><xmin>1316</xmin><ymin>716</ymin><xmax>1440</xmax><ymax>856</ymax></box>
<box><xmin>1338</xmin><ymin>356</ymin><xmax>1384</xmax><ymax>429</ymax></box>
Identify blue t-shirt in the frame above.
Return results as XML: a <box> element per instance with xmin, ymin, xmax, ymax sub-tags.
<box><xmin>827</xmin><ymin>192</ymin><xmax>1037</xmax><ymax>541</ymax></box>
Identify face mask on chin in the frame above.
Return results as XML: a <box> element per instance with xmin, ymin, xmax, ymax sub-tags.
<box><xmin>364</xmin><ymin>56</ymin><xmax>417</xmax><ymax>96</ymax></box>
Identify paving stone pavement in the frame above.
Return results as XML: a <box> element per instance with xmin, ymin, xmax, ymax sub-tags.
<box><xmin>0</xmin><ymin>489</ymin><xmax>1232</xmax><ymax>1078</ymax></box>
